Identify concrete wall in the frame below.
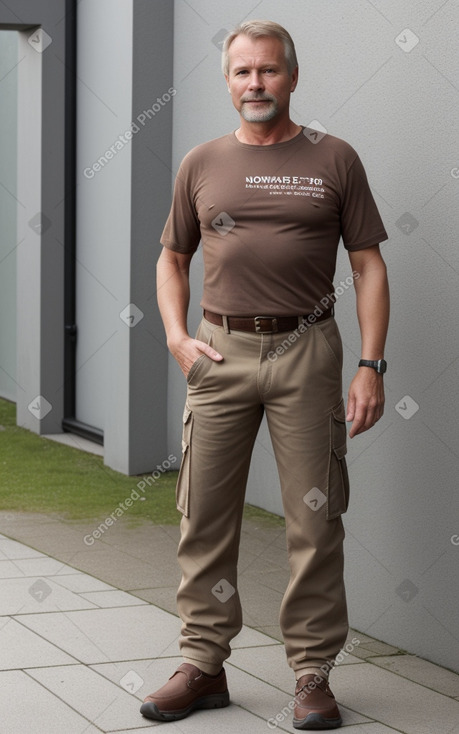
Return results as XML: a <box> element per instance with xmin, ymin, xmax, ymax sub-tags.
<box><xmin>0</xmin><ymin>32</ymin><xmax>18</xmax><ymax>402</ymax></box>
<box><xmin>76</xmin><ymin>0</ymin><xmax>135</xmax><ymax>432</ymax></box>
<box><xmin>169</xmin><ymin>0</ymin><xmax>459</xmax><ymax>672</ymax></box>
<box><xmin>0</xmin><ymin>0</ymin><xmax>172</xmax><ymax>473</ymax></box>
<box><xmin>8</xmin><ymin>1</ymin><xmax>67</xmax><ymax>436</ymax></box>
<box><xmin>76</xmin><ymin>0</ymin><xmax>173</xmax><ymax>472</ymax></box>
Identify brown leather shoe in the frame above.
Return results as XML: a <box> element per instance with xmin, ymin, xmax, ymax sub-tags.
<box><xmin>140</xmin><ymin>663</ymin><xmax>230</xmax><ymax>721</ymax></box>
<box><xmin>293</xmin><ymin>674</ymin><xmax>342</xmax><ymax>730</ymax></box>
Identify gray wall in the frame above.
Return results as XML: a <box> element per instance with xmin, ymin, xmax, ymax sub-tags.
<box><xmin>5</xmin><ymin>1</ymin><xmax>67</xmax><ymax>436</ymax></box>
<box><xmin>76</xmin><ymin>0</ymin><xmax>135</xmax><ymax>431</ymax></box>
<box><xmin>0</xmin><ymin>0</ymin><xmax>172</xmax><ymax>474</ymax></box>
<box><xmin>0</xmin><ymin>32</ymin><xmax>18</xmax><ymax>402</ymax></box>
<box><xmin>169</xmin><ymin>0</ymin><xmax>459</xmax><ymax>672</ymax></box>
<box><xmin>76</xmin><ymin>0</ymin><xmax>172</xmax><ymax>473</ymax></box>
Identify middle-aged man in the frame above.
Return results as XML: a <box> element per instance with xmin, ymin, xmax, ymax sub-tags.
<box><xmin>141</xmin><ymin>20</ymin><xmax>389</xmax><ymax>731</ymax></box>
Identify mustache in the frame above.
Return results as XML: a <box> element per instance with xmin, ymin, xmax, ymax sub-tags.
<box><xmin>241</xmin><ymin>94</ymin><xmax>275</xmax><ymax>103</ymax></box>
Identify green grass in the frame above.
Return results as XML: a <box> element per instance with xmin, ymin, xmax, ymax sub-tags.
<box><xmin>0</xmin><ymin>398</ymin><xmax>284</xmax><ymax>527</ymax></box>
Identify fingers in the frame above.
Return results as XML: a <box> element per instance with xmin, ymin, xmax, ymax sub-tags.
<box><xmin>197</xmin><ymin>340</ymin><xmax>223</xmax><ymax>363</ymax></box>
<box><xmin>347</xmin><ymin>371</ymin><xmax>385</xmax><ymax>438</ymax></box>
<box><xmin>348</xmin><ymin>399</ymin><xmax>384</xmax><ymax>438</ymax></box>
<box><xmin>169</xmin><ymin>337</ymin><xmax>223</xmax><ymax>378</ymax></box>
<box><xmin>346</xmin><ymin>394</ymin><xmax>356</xmax><ymax>423</ymax></box>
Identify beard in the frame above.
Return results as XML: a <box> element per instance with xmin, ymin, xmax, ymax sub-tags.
<box><xmin>240</xmin><ymin>94</ymin><xmax>279</xmax><ymax>122</ymax></box>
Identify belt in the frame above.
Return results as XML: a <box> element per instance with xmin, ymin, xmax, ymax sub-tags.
<box><xmin>203</xmin><ymin>309</ymin><xmax>332</xmax><ymax>334</ymax></box>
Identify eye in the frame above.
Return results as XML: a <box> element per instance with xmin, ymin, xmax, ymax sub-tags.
<box><xmin>264</xmin><ymin>68</ymin><xmax>275</xmax><ymax>74</ymax></box>
<box><xmin>236</xmin><ymin>70</ymin><xmax>248</xmax><ymax>75</ymax></box>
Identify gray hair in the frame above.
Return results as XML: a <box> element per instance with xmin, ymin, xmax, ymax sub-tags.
<box><xmin>221</xmin><ymin>20</ymin><xmax>298</xmax><ymax>76</ymax></box>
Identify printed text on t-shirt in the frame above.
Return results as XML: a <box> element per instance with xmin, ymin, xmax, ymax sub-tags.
<box><xmin>245</xmin><ymin>175</ymin><xmax>325</xmax><ymax>198</ymax></box>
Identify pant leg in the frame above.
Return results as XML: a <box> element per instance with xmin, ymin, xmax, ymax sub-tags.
<box><xmin>263</xmin><ymin>317</ymin><xmax>350</xmax><ymax>674</ymax></box>
<box><xmin>176</xmin><ymin>318</ymin><xmax>263</xmax><ymax>674</ymax></box>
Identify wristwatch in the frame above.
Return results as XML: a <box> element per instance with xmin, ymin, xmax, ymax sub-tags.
<box><xmin>358</xmin><ymin>359</ymin><xmax>387</xmax><ymax>374</ymax></box>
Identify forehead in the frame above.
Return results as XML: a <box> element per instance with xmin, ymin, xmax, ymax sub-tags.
<box><xmin>227</xmin><ymin>34</ymin><xmax>287</xmax><ymax>70</ymax></box>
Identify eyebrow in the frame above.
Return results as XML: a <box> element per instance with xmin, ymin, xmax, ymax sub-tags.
<box><xmin>230</xmin><ymin>61</ymin><xmax>281</xmax><ymax>73</ymax></box>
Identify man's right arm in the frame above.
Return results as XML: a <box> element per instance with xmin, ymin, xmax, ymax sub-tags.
<box><xmin>156</xmin><ymin>247</ymin><xmax>223</xmax><ymax>377</ymax></box>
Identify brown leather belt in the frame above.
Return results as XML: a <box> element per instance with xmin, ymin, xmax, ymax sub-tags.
<box><xmin>203</xmin><ymin>309</ymin><xmax>332</xmax><ymax>334</ymax></box>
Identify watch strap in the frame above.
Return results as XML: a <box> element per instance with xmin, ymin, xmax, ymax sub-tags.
<box><xmin>358</xmin><ymin>359</ymin><xmax>387</xmax><ymax>374</ymax></box>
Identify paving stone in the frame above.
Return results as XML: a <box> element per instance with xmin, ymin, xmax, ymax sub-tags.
<box><xmin>27</xmin><ymin>664</ymin><xmax>149</xmax><ymax>732</ymax></box>
<box><xmin>0</xmin><ymin>617</ymin><xmax>77</xmax><ymax>670</ymax></box>
<box><xmin>320</xmin><ymin>726</ymin><xmax>404</xmax><ymax>733</ymax></box>
<box><xmin>359</xmin><ymin>639</ymin><xmax>404</xmax><ymax>656</ymax></box>
<box><xmin>332</xmin><ymin>661</ymin><xmax>459</xmax><ymax>734</ymax></box>
<box><xmin>0</xmin><ymin>560</ymin><xmax>26</xmax><ymax>579</ymax></box>
<box><xmin>0</xmin><ymin>670</ymin><xmax>100</xmax><ymax>733</ymax></box>
<box><xmin>232</xmin><ymin>625</ymin><xmax>282</xmax><ymax>650</ymax></box>
<box><xmin>15</xmin><ymin>604</ymin><xmax>182</xmax><ymax>664</ymax></box>
<box><xmin>253</xmin><ymin>623</ymin><xmax>283</xmax><ymax>642</ymax></box>
<box><xmin>128</xmin><ymin>585</ymin><xmax>179</xmax><ymax>616</ymax></box>
<box><xmin>229</xmin><ymin>643</ymin><xmax>293</xmax><ymax>693</ymax></box>
<box><xmin>0</xmin><ymin>577</ymin><xmax>98</xmax><ymax>615</ymax></box>
<box><xmin>226</xmin><ymin>663</ymin><xmax>371</xmax><ymax>729</ymax></box>
<box><xmin>7</xmin><ymin>556</ymin><xmax>77</xmax><ymax>577</ymax></box>
<box><xmin>53</xmin><ymin>573</ymin><xmax>116</xmax><ymax>593</ymax></box>
<box><xmin>0</xmin><ymin>538</ymin><xmax>44</xmax><ymax>560</ymax></box>
<box><xmin>371</xmin><ymin>654</ymin><xmax>459</xmax><ymax>697</ymax></box>
<box><xmin>59</xmin><ymin>546</ymin><xmax>181</xmax><ymax>590</ymax></box>
<box><xmin>79</xmin><ymin>589</ymin><xmax>149</xmax><ymax>607</ymax></box>
<box><xmin>2</xmin><ymin>518</ymin><xmax>459</xmax><ymax>733</ymax></box>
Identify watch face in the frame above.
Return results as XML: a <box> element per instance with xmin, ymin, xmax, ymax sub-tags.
<box><xmin>378</xmin><ymin>359</ymin><xmax>387</xmax><ymax>374</ymax></box>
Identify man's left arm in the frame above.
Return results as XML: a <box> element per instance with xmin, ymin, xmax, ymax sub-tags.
<box><xmin>347</xmin><ymin>244</ymin><xmax>390</xmax><ymax>438</ymax></box>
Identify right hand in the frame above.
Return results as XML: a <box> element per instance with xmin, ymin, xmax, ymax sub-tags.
<box><xmin>168</xmin><ymin>335</ymin><xmax>223</xmax><ymax>378</ymax></box>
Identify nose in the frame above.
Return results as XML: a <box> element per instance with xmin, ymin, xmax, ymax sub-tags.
<box><xmin>247</xmin><ymin>71</ymin><xmax>264</xmax><ymax>90</ymax></box>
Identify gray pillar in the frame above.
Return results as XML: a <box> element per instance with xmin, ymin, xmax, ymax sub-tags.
<box><xmin>103</xmin><ymin>0</ymin><xmax>173</xmax><ymax>474</ymax></box>
<box><xmin>0</xmin><ymin>1</ymin><xmax>68</xmax><ymax>435</ymax></box>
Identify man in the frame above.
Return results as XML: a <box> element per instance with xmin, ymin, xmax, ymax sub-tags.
<box><xmin>141</xmin><ymin>19</ymin><xmax>389</xmax><ymax>731</ymax></box>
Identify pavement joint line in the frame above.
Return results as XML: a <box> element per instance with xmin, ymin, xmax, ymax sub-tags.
<box><xmin>22</xmin><ymin>667</ymin><xmax>107</xmax><ymax>733</ymax></box>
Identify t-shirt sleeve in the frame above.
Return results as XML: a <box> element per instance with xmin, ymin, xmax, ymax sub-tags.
<box><xmin>340</xmin><ymin>153</ymin><xmax>388</xmax><ymax>251</ymax></box>
<box><xmin>160</xmin><ymin>155</ymin><xmax>201</xmax><ymax>254</ymax></box>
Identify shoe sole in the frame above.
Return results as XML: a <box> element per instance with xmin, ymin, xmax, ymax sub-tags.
<box><xmin>140</xmin><ymin>691</ymin><xmax>230</xmax><ymax>721</ymax></box>
<box><xmin>293</xmin><ymin>712</ymin><xmax>342</xmax><ymax>730</ymax></box>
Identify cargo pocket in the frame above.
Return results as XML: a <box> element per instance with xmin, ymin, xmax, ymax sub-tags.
<box><xmin>176</xmin><ymin>403</ymin><xmax>193</xmax><ymax>517</ymax></box>
<box><xmin>327</xmin><ymin>399</ymin><xmax>350</xmax><ymax>520</ymax></box>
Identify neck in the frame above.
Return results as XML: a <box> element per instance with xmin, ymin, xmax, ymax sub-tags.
<box><xmin>235</xmin><ymin>117</ymin><xmax>302</xmax><ymax>145</ymax></box>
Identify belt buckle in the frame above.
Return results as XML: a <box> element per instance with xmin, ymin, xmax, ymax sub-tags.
<box><xmin>254</xmin><ymin>316</ymin><xmax>278</xmax><ymax>334</ymax></box>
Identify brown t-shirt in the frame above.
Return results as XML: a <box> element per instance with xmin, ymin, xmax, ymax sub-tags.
<box><xmin>161</xmin><ymin>127</ymin><xmax>388</xmax><ymax>315</ymax></box>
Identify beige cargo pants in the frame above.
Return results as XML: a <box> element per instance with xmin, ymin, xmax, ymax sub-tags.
<box><xmin>175</xmin><ymin>315</ymin><xmax>349</xmax><ymax>676</ymax></box>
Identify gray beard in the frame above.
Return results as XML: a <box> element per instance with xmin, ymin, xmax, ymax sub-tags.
<box><xmin>240</xmin><ymin>99</ymin><xmax>279</xmax><ymax>122</ymax></box>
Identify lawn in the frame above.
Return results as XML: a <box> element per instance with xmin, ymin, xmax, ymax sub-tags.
<box><xmin>0</xmin><ymin>399</ymin><xmax>283</xmax><ymax>527</ymax></box>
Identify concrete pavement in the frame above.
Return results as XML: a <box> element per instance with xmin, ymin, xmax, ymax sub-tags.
<box><xmin>1</xmin><ymin>510</ymin><xmax>458</xmax><ymax>733</ymax></box>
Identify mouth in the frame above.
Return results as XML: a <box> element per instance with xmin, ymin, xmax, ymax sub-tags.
<box><xmin>242</xmin><ymin>99</ymin><xmax>272</xmax><ymax>104</ymax></box>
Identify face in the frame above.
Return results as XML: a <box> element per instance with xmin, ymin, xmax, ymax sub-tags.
<box><xmin>225</xmin><ymin>34</ymin><xmax>298</xmax><ymax>123</ymax></box>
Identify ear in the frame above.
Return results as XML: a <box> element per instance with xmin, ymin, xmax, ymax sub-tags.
<box><xmin>224</xmin><ymin>74</ymin><xmax>231</xmax><ymax>93</ymax></box>
<box><xmin>290</xmin><ymin>65</ymin><xmax>299</xmax><ymax>93</ymax></box>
